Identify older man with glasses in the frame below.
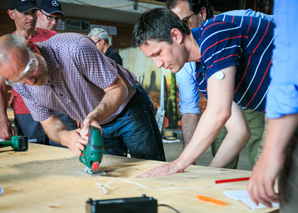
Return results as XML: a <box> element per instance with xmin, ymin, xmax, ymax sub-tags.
<box><xmin>36</xmin><ymin>0</ymin><xmax>64</xmax><ymax>31</ymax></box>
<box><xmin>0</xmin><ymin>33</ymin><xmax>166</xmax><ymax>161</ymax></box>
<box><xmin>0</xmin><ymin>0</ymin><xmax>57</xmax><ymax>143</ymax></box>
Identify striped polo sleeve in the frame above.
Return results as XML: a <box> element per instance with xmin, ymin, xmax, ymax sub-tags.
<box><xmin>197</xmin><ymin>18</ymin><xmax>245</xmax><ymax>79</ymax></box>
<box><xmin>193</xmin><ymin>15</ymin><xmax>274</xmax><ymax>112</ymax></box>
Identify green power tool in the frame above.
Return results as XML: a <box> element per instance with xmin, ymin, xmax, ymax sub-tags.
<box><xmin>79</xmin><ymin>126</ymin><xmax>104</xmax><ymax>174</ymax></box>
<box><xmin>0</xmin><ymin>136</ymin><xmax>28</xmax><ymax>151</ymax></box>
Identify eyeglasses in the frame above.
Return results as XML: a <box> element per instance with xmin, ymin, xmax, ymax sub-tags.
<box><xmin>5</xmin><ymin>49</ymin><xmax>39</xmax><ymax>86</ymax></box>
<box><xmin>181</xmin><ymin>10</ymin><xmax>199</xmax><ymax>25</ymax></box>
<box><xmin>41</xmin><ymin>10</ymin><xmax>62</xmax><ymax>22</ymax></box>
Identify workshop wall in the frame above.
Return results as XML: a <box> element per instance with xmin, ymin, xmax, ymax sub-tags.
<box><xmin>0</xmin><ymin>9</ymin><xmax>15</xmax><ymax>35</ymax></box>
<box><xmin>0</xmin><ymin>8</ymin><xmax>135</xmax><ymax>51</ymax></box>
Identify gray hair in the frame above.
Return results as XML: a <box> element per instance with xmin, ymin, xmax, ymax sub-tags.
<box><xmin>0</xmin><ymin>34</ymin><xmax>28</xmax><ymax>65</ymax></box>
<box><xmin>87</xmin><ymin>28</ymin><xmax>109</xmax><ymax>43</ymax></box>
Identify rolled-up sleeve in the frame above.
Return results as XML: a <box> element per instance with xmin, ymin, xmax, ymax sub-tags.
<box><xmin>266</xmin><ymin>84</ymin><xmax>298</xmax><ymax>118</ymax></box>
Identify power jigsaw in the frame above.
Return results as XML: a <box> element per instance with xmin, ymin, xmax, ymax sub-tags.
<box><xmin>79</xmin><ymin>126</ymin><xmax>104</xmax><ymax>174</ymax></box>
<box><xmin>0</xmin><ymin>136</ymin><xmax>28</xmax><ymax>151</ymax></box>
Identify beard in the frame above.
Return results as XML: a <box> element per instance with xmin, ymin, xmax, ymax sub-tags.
<box><xmin>34</xmin><ymin>53</ymin><xmax>49</xmax><ymax>86</ymax></box>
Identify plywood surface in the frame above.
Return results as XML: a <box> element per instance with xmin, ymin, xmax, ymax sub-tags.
<box><xmin>0</xmin><ymin>143</ymin><xmax>277</xmax><ymax>212</ymax></box>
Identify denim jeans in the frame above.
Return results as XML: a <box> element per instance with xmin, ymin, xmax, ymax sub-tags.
<box><xmin>14</xmin><ymin>114</ymin><xmax>49</xmax><ymax>145</ymax></box>
<box><xmin>102</xmin><ymin>83</ymin><xmax>166</xmax><ymax>161</ymax></box>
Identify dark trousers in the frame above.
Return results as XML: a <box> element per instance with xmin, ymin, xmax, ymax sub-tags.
<box><xmin>101</xmin><ymin>83</ymin><xmax>166</xmax><ymax>161</ymax></box>
<box><xmin>279</xmin><ymin>127</ymin><xmax>298</xmax><ymax>212</ymax></box>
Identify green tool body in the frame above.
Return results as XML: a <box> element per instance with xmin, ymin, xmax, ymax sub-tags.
<box><xmin>0</xmin><ymin>136</ymin><xmax>28</xmax><ymax>151</ymax></box>
<box><xmin>79</xmin><ymin>126</ymin><xmax>104</xmax><ymax>173</ymax></box>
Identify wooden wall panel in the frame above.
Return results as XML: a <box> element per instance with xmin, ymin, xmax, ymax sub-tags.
<box><xmin>0</xmin><ymin>9</ymin><xmax>17</xmax><ymax>35</ymax></box>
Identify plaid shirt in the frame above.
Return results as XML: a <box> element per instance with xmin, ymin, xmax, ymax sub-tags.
<box><xmin>13</xmin><ymin>33</ymin><xmax>136</xmax><ymax>124</ymax></box>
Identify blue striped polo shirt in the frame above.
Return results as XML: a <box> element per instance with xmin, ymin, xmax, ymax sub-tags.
<box><xmin>192</xmin><ymin>14</ymin><xmax>274</xmax><ymax>112</ymax></box>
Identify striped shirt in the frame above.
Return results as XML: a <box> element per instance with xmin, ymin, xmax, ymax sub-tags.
<box><xmin>192</xmin><ymin>14</ymin><xmax>274</xmax><ymax>112</ymax></box>
<box><xmin>13</xmin><ymin>33</ymin><xmax>136</xmax><ymax>124</ymax></box>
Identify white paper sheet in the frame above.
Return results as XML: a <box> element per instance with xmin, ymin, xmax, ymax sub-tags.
<box><xmin>223</xmin><ymin>190</ymin><xmax>279</xmax><ymax>210</ymax></box>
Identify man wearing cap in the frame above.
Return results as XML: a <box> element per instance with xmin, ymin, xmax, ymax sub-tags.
<box><xmin>36</xmin><ymin>0</ymin><xmax>64</xmax><ymax>31</ymax></box>
<box><xmin>0</xmin><ymin>0</ymin><xmax>75</xmax><ymax>145</ymax></box>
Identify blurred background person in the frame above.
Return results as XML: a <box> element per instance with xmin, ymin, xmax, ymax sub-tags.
<box><xmin>88</xmin><ymin>28</ymin><xmax>123</xmax><ymax>65</ymax></box>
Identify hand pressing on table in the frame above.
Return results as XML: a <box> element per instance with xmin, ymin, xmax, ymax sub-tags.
<box><xmin>137</xmin><ymin>161</ymin><xmax>183</xmax><ymax>178</ymax></box>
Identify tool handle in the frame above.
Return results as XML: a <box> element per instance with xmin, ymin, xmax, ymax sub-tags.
<box><xmin>0</xmin><ymin>141</ymin><xmax>11</xmax><ymax>148</ymax></box>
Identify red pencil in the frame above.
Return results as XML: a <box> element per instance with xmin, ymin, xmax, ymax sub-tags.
<box><xmin>215</xmin><ymin>177</ymin><xmax>250</xmax><ymax>184</ymax></box>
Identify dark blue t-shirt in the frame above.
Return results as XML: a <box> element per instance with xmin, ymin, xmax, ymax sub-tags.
<box><xmin>193</xmin><ymin>14</ymin><xmax>274</xmax><ymax>112</ymax></box>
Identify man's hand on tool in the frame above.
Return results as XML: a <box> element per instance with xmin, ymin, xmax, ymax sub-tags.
<box><xmin>59</xmin><ymin>129</ymin><xmax>88</xmax><ymax>157</ymax></box>
<box><xmin>137</xmin><ymin>161</ymin><xmax>183</xmax><ymax>178</ymax></box>
<box><xmin>81</xmin><ymin>113</ymin><xmax>102</xmax><ymax>140</ymax></box>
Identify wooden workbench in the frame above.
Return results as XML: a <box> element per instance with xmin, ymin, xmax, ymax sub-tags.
<box><xmin>0</xmin><ymin>143</ymin><xmax>278</xmax><ymax>212</ymax></box>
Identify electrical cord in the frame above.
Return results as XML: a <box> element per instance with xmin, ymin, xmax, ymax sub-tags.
<box><xmin>158</xmin><ymin>204</ymin><xmax>180</xmax><ymax>213</ymax></box>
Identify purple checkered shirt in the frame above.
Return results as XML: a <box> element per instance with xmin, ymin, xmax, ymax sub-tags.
<box><xmin>13</xmin><ymin>33</ymin><xmax>136</xmax><ymax>124</ymax></box>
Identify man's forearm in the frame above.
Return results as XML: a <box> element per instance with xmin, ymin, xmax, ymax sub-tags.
<box><xmin>175</xmin><ymin>107</ymin><xmax>229</xmax><ymax>170</ymax></box>
<box><xmin>41</xmin><ymin>112</ymin><xmax>68</xmax><ymax>145</ymax></box>
<box><xmin>181</xmin><ymin>113</ymin><xmax>199</xmax><ymax>147</ymax></box>
<box><xmin>209</xmin><ymin>103</ymin><xmax>251</xmax><ymax>167</ymax></box>
<box><xmin>263</xmin><ymin>113</ymin><xmax>298</xmax><ymax>156</ymax></box>
<box><xmin>0</xmin><ymin>78</ymin><xmax>12</xmax><ymax>139</ymax></box>
<box><xmin>0</xmin><ymin>78</ymin><xmax>8</xmax><ymax>119</ymax></box>
<box><xmin>41</xmin><ymin>112</ymin><xmax>88</xmax><ymax>156</ymax></box>
<box><xmin>89</xmin><ymin>75</ymin><xmax>128</xmax><ymax>124</ymax></box>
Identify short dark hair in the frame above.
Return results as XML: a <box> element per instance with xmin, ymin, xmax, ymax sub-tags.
<box><xmin>132</xmin><ymin>8</ymin><xmax>190</xmax><ymax>47</ymax></box>
<box><xmin>166</xmin><ymin>0</ymin><xmax>214</xmax><ymax>19</ymax></box>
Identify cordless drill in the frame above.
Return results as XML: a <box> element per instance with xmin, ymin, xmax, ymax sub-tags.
<box><xmin>79</xmin><ymin>126</ymin><xmax>104</xmax><ymax>174</ymax></box>
<box><xmin>0</xmin><ymin>136</ymin><xmax>28</xmax><ymax>151</ymax></box>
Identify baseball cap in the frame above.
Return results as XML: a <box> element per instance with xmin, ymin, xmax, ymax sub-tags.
<box><xmin>8</xmin><ymin>0</ymin><xmax>38</xmax><ymax>13</ymax></box>
<box><xmin>39</xmin><ymin>0</ymin><xmax>64</xmax><ymax>17</ymax></box>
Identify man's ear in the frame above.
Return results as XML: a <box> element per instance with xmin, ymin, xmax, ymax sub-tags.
<box><xmin>7</xmin><ymin>9</ymin><xmax>15</xmax><ymax>20</ymax></box>
<box><xmin>171</xmin><ymin>28</ymin><xmax>183</xmax><ymax>44</ymax></box>
<box><xmin>36</xmin><ymin>10</ymin><xmax>42</xmax><ymax>18</ymax></box>
<box><xmin>101</xmin><ymin>39</ymin><xmax>106</xmax><ymax>45</ymax></box>
<box><xmin>200</xmin><ymin>7</ymin><xmax>207</xmax><ymax>21</ymax></box>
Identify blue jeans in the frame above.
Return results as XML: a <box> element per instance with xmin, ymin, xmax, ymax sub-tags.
<box><xmin>102</xmin><ymin>83</ymin><xmax>166</xmax><ymax>161</ymax></box>
<box><xmin>14</xmin><ymin>112</ymin><xmax>76</xmax><ymax>147</ymax></box>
